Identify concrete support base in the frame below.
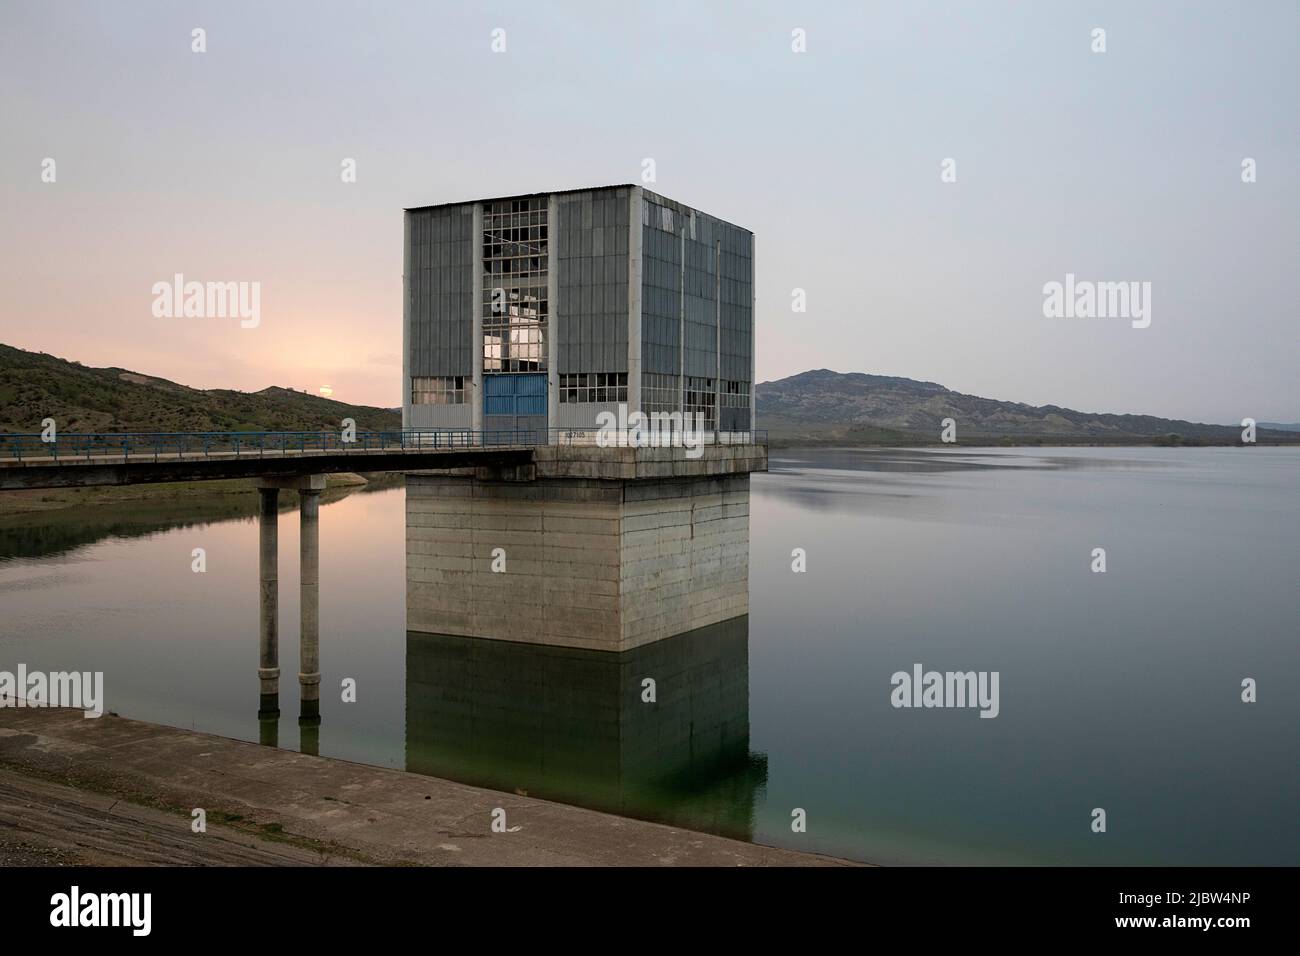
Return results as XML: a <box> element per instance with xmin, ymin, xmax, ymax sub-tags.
<box><xmin>406</xmin><ymin>470</ymin><xmax>750</xmax><ymax>652</ymax></box>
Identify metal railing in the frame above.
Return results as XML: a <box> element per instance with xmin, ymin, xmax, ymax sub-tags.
<box><xmin>546</xmin><ymin>427</ymin><xmax>768</xmax><ymax>447</ymax></box>
<box><xmin>0</xmin><ymin>429</ymin><xmax>533</xmax><ymax>463</ymax></box>
<box><xmin>0</xmin><ymin>427</ymin><xmax>768</xmax><ymax>464</ymax></box>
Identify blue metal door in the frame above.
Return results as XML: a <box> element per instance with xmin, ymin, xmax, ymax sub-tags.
<box><xmin>483</xmin><ymin>374</ymin><xmax>547</xmax><ymax>442</ymax></box>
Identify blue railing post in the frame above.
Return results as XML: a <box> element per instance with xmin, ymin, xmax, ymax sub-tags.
<box><xmin>0</xmin><ymin>427</ymin><xmax>590</xmax><ymax>466</ymax></box>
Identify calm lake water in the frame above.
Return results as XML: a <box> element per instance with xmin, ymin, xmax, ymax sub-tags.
<box><xmin>2</xmin><ymin>446</ymin><xmax>1296</xmax><ymax>865</ymax></box>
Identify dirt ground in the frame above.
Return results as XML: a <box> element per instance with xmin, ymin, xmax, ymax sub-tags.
<box><xmin>0</xmin><ymin>707</ymin><xmax>854</xmax><ymax>867</ymax></box>
<box><xmin>0</xmin><ymin>769</ymin><xmax>360</xmax><ymax>866</ymax></box>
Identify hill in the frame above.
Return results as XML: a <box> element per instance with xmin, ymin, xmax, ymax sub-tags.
<box><xmin>2</xmin><ymin>346</ymin><xmax>1290</xmax><ymax>446</ymax></box>
<box><xmin>756</xmin><ymin>369</ymin><xmax>1297</xmax><ymax>445</ymax></box>
<box><xmin>0</xmin><ymin>344</ymin><xmax>400</xmax><ymax>434</ymax></box>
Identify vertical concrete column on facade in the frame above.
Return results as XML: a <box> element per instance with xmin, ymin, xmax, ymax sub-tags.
<box><xmin>298</xmin><ymin>481</ymin><xmax>323</xmax><ymax>724</ymax></box>
<box><xmin>402</xmin><ymin>210</ymin><xmax>412</xmax><ymax>431</ymax></box>
<box><xmin>257</xmin><ymin>486</ymin><xmax>280</xmax><ymax>718</ymax></box>
<box><xmin>715</xmin><ymin>238</ymin><xmax>722</xmax><ymax>439</ymax></box>
<box><xmin>546</xmin><ymin>193</ymin><xmax>559</xmax><ymax>442</ymax></box>
<box><xmin>471</xmin><ymin>202</ymin><xmax>484</xmax><ymax>433</ymax></box>
<box><xmin>750</xmin><ymin>233</ymin><xmax>757</xmax><ymax>436</ymax></box>
<box><xmin>628</xmin><ymin>186</ymin><xmax>643</xmax><ymax>420</ymax></box>
<box><xmin>678</xmin><ymin>227</ymin><xmax>686</xmax><ymax>427</ymax></box>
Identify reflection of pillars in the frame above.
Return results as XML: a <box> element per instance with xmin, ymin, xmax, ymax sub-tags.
<box><xmin>299</xmin><ymin>719</ymin><xmax>319</xmax><ymax>756</ymax></box>
<box><xmin>259</xmin><ymin>712</ymin><xmax>279</xmax><ymax>748</ymax></box>
<box><xmin>257</xmin><ymin>487</ymin><xmax>280</xmax><ymax>722</ymax></box>
<box><xmin>298</xmin><ymin>487</ymin><xmax>321</xmax><ymax>726</ymax></box>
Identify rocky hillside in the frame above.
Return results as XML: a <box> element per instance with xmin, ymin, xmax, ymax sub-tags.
<box><xmin>2</xmin><ymin>346</ymin><xmax>1288</xmax><ymax>445</ymax></box>
<box><xmin>756</xmin><ymin>369</ymin><xmax>1295</xmax><ymax>444</ymax></box>
<box><xmin>0</xmin><ymin>344</ymin><xmax>400</xmax><ymax>434</ymax></box>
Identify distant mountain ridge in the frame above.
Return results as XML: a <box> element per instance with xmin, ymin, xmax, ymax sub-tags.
<box><xmin>0</xmin><ymin>344</ymin><xmax>400</xmax><ymax>433</ymax></box>
<box><xmin>756</xmin><ymin>369</ymin><xmax>1296</xmax><ymax>444</ymax></box>
<box><xmin>1</xmin><ymin>346</ymin><xmax>1290</xmax><ymax>445</ymax></box>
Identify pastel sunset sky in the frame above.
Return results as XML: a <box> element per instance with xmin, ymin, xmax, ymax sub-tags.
<box><xmin>2</xmin><ymin>0</ymin><xmax>1296</xmax><ymax>422</ymax></box>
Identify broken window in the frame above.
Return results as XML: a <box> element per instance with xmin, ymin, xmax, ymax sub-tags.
<box><xmin>482</xmin><ymin>198</ymin><xmax>548</xmax><ymax>372</ymax></box>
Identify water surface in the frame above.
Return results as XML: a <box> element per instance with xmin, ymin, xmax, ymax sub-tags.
<box><xmin>1</xmin><ymin>446</ymin><xmax>1295</xmax><ymax>864</ymax></box>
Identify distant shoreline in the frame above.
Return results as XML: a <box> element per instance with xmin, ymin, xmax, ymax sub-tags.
<box><xmin>0</xmin><ymin>472</ymin><xmax>401</xmax><ymax>520</ymax></box>
<box><xmin>0</xmin><ymin>441</ymin><xmax>1289</xmax><ymax>517</ymax></box>
<box><xmin>765</xmin><ymin>436</ymin><xmax>1296</xmax><ymax>450</ymax></box>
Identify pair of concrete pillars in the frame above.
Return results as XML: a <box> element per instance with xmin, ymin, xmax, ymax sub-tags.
<box><xmin>256</xmin><ymin>475</ymin><xmax>323</xmax><ymax>745</ymax></box>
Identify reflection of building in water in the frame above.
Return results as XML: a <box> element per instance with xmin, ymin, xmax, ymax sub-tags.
<box><xmin>405</xmin><ymin>617</ymin><xmax>766</xmax><ymax>841</ymax></box>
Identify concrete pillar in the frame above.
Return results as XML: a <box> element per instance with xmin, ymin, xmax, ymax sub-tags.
<box><xmin>298</xmin><ymin>486</ymin><xmax>322</xmax><ymax>725</ymax></box>
<box><xmin>257</xmin><ymin>487</ymin><xmax>280</xmax><ymax>719</ymax></box>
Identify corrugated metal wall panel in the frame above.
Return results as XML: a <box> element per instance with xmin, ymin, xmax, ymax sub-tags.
<box><xmin>556</xmin><ymin>401</ymin><xmax>620</xmax><ymax>430</ymax></box>
<box><xmin>638</xmin><ymin>192</ymin><xmax>753</xmax><ymax>423</ymax></box>
<box><xmin>409</xmin><ymin>404</ymin><xmax>473</xmax><ymax>429</ymax></box>
<box><xmin>639</xmin><ymin>219</ymin><xmax>681</xmax><ymax>377</ymax></box>
<box><xmin>557</xmin><ymin>189</ymin><xmax>629</xmax><ymax>376</ymax></box>
<box><xmin>718</xmin><ymin>219</ymin><xmax>753</xmax><ymax>389</ymax></box>
<box><xmin>408</xmin><ymin>206</ymin><xmax>472</xmax><ymax>378</ymax></box>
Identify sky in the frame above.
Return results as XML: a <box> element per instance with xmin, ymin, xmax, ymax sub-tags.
<box><xmin>1</xmin><ymin>0</ymin><xmax>1296</xmax><ymax>423</ymax></box>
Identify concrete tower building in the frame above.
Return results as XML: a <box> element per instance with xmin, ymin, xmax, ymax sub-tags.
<box><xmin>403</xmin><ymin>185</ymin><xmax>755</xmax><ymax>441</ymax></box>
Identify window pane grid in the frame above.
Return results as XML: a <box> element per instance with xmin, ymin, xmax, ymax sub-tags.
<box><xmin>558</xmin><ymin>372</ymin><xmax>628</xmax><ymax>404</ymax></box>
<box><xmin>411</xmin><ymin>375</ymin><xmax>467</xmax><ymax>405</ymax></box>
<box><xmin>483</xmin><ymin>197</ymin><xmax>548</xmax><ymax>373</ymax></box>
<box><xmin>721</xmin><ymin>379</ymin><xmax>750</xmax><ymax>408</ymax></box>
<box><xmin>641</xmin><ymin>372</ymin><xmax>679</xmax><ymax>415</ymax></box>
<box><xmin>684</xmin><ymin>376</ymin><xmax>717</xmax><ymax>429</ymax></box>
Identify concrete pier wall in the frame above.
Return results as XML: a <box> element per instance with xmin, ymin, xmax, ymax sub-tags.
<box><xmin>406</xmin><ymin>447</ymin><xmax>757</xmax><ymax>651</ymax></box>
<box><xmin>621</xmin><ymin>476</ymin><xmax>749</xmax><ymax>646</ymax></box>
